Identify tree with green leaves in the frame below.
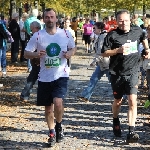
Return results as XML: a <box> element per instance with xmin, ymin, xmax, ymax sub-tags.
<box><xmin>1</xmin><ymin>0</ymin><xmax>150</xmax><ymax>18</ymax></box>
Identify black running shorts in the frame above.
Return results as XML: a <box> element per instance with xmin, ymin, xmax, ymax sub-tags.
<box><xmin>83</xmin><ymin>34</ymin><xmax>91</xmax><ymax>45</ymax></box>
<box><xmin>110</xmin><ymin>73</ymin><xmax>139</xmax><ymax>99</ymax></box>
<box><xmin>37</xmin><ymin>77</ymin><xmax>68</xmax><ymax>106</ymax></box>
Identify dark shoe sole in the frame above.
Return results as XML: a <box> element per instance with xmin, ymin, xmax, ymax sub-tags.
<box><xmin>113</xmin><ymin>124</ymin><xmax>121</xmax><ymax>137</ymax></box>
<box><xmin>48</xmin><ymin>136</ymin><xmax>56</xmax><ymax>147</ymax></box>
<box><xmin>126</xmin><ymin>138</ymin><xmax>139</xmax><ymax>143</ymax></box>
<box><xmin>47</xmin><ymin>142</ymin><xmax>55</xmax><ymax>147</ymax></box>
<box><xmin>56</xmin><ymin>131</ymin><xmax>64</xmax><ymax>143</ymax></box>
<box><xmin>126</xmin><ymin>134</ymin><xmax>139</xmax><ymax>143</ymax></box>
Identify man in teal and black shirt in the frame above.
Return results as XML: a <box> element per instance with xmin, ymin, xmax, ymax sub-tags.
<box><xmin>24</xmin><ymin>9</ymin><xmax>43</xmax><ymax>72</ymax></box>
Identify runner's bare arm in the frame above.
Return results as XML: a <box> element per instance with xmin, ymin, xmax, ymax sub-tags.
<box><xmin>101</xmin><ymin>47</ymin><xmax>124</xmax><ymax>57</ymax></box>
<box><xmin>142</xmin><ymin>39</ymin><xmax>150</xmax><ymax>59</ymax></box>
<box><xmin>142</xmin><ymin>39</ymin><xmax>149</xmax><ymax>50</ymax></box>
<box><xmin>69</xmin><ymin>47</ymin><xmax>77</xmax><ymax>55</ymax></box>
<box><xmin>24</xmin><ymin>50</ymin><xmax>46</xmax><ymax>59</ymax></box>
<box><xmin>63</xmin><ymin>47</ymin><xmax>77</xmax><ymax>59</ymax></box>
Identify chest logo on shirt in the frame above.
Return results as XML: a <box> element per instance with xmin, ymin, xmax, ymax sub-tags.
<box><xmin>46</xmin><ymin>43</ymin><xmax>61</xmax><ymax>57</ymax></box>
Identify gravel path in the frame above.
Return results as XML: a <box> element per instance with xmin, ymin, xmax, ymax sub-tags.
<box><xmin>0</xmin><ymin>33</ymin><xmax>150</xmax><ymax>150</ymax></box>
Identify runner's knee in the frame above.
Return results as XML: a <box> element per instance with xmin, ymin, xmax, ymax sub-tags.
<box><xmin>113</xmin><ymin>99</ymin><xmax>122</xmax><ymax>106</ymax></box>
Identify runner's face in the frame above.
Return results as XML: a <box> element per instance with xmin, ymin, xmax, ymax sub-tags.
<box><xmin>117</xmin><ymin>13</ymin><xmax>131</xmax><ymax>32</ymax></box>
<box><xmin>44</xmin><ymin>10</ymin><xmax>57</xmax><ymax>29</ymax></box>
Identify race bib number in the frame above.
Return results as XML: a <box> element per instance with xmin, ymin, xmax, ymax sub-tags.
<box><xmin>87</xmin><ymin>27</ymin><xmax>92</xmax><ymax>33</ymax></box>
<box><xmin>45</xmin><ymin>56</ymin><xmax>61</xmax><ymax>68</ymax></box>
<box><xmin>123</xmin><ymin>41</ymin><xmax>138</xmax><ymax>55</ymax></box>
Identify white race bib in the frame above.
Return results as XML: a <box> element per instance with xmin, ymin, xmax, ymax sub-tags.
<box><xmin>45</xmin><ymin>56</ymin><xmax>61</xmax><ymax>68</ymax></box>
<box><xmin>123</xmin><ymin>40</ymin><xmax>138</xmax><ymax>55</ymax></box>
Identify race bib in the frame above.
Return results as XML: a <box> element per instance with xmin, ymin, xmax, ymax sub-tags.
<box><xmin>45</xmin><ymin>43</ymin><xmax>61</xmax><ymax>68</ymax></box>
<box><xmin>45</xmin><ymin>56</ymin><xmax>61</xmax><ymax>68</ymax></box>
<box><xmin>123</xmin><ymin>40</ymin><xmax>138</xmax><ymax>55</ymax></box>
<box><xmin>87</xmin><ymin>27</ymin><xmax>92</xmax><ymax>33</ymax></box>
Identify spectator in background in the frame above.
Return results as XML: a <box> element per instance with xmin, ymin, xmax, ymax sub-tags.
<box><xmin>71</xmin><ymin>17</ymin><xmax>78</xmax><ymax>43</ymax></box>
<box><xmin>64</xmin><ymin>20</ymin><xmax>76</xmax><ymax>41</ymax></box>
<box><xmin>8</xmin><ymin>13</ymin><xmax>20</xmax><ymax>64</ymax></box>
<box><xmin>131</xmin><ymin>18</ymin><xmax>138</xmax><ymax>26</ymax></box>
<box><xmin>142</xmin><ymin>14</ymin><xmax>147</xmax><ymax>22</ymax></box>
<box><xmin>37</xmin><ymin>15</ymin><xmax>45</xmax><ymax>28</ymax></box>
<box><xmin>90</xmin><ymin>19</ymin><xmax>95</xmax><ymax>25</ymax></box>
<box><xmin>24</xmin><ymin>9</ymin><xmax>42</xmax><ymax>72</ymax></box>
<box><xmin>20</xmin><ymin>21</ymin><xmax>41</xmax><ymax>101</ymax></box>
<box><xmin>24</xmin><ymin>9</ymin><xmax>41</xmax><ymax>37</ymax></box>
<box><xmin>147</xmin><ymin>20</ymin><xmax>150</xmax><ymax>46</ymax></box>
<box><xmin>56</xmin><ymin>20</ymin><xmax>61</xmax><ymax>28</ymax></box>
<box><xmin>90</xmin><ymin>31</ymin><xmax>98</xmax><ymax>53</ymax></box>
<box><xmin>66</xmin><ymin>15</ymin><xmax>71</xmax><ymax>20</ymax></box>
<box><xmin>108</xmin><ymin>15</ymin><xmax>117</xmax><ymax>31</ymax></box>
<box><xmin>140</xmin><ymin>14</ymin><xmax>147</xmax><ymax>29</ymax></box>
<box><xmin>0</xmin><ymin>15</ymin><xmax>6</xmax><ymax>27</ymax></box>
<box><xmin>79</xmin><ymin>22</ymin><xmax>109</xmax><ymax>102</ymax></box>
<box><xmin>78</xmin><ymin>18</ymin><xmax>84</xmax><ymax>35</ymax></box>
<box><xmin>143</xmin><ymin>19</ymin><xmax>150</xmax><ymax>115</ymax></box>
<box><xmin>82</xmin><ymin>18</ymin><xmax>93</xmax><ymax>53</ymax></box>
<box><xmin>58</xmin><ymin>16</ymin><xmax>65</xmax><ymax>29</ymax></box>
<box><xmin>64</xmin><ymin>19</ymin><xmax>76</xmax><ymax>70</ymax></box>
<box><xmin>132</xmin><ymin>14</ymin><xmax>144</xmax><ymax>27</ymax></box>
<box><xmin>146</xmin><ymin>19</ymin><xmax>150</xmax><ymax>96</ymax></box>
<box><xmin>78</xmin><ymin>18</ymin><xmax>85</xmax><ymax>45</ymax></box>
<box><xmin>19</xmin><ymin>12</ymin><xmax>29</xmax><ymax>62</ymax></box>
<box><xmin>0</xmin><ymin>22</ymin><xmax>8</xmax><ymax>77</ymax></box>
<box><xmin>103</xmin><ymin>17</ymin><xmax>110</xmax><ymax>32</ymax></box>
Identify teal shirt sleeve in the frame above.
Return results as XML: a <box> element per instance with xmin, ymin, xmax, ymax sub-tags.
<box><xmin>138</xmin><ymin>18</ymin><xmax>144</xmax><ymax>26</ymax></box>
<box><xmin>24</xmin><ymin>20</ymin><xmax>27</xmax><ymax>31</ymax></box>
<box><xmin>24</xmin><ymin>20</ymin><xmax>30</xmax><ymax>35</ymax></box>
<box><xmin>2</xmin><ymin>24</ymin><xmax>6</xmax><ymax>30</ymax></box>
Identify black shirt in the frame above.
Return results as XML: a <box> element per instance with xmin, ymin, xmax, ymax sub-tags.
<box><xmin>8</xmin><ymin>19</ymin><xmax>20</xmax><ymax>39</ymax></box>
<box><xmin>101</xmin><ymin>26</ymin><xmax>146</xmax><ymax>75</ymax></box>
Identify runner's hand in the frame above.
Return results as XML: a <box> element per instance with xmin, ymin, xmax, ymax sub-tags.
<box><xmin>63</xmin><ymin>50</ymin><xmax>73</xmax><ymax>59</ymax></box>
<box><xmin>36</xmin><ymin>50</ymin><xmax>46</xmax><ymax>58</ymax></box>
<box><xmin>117</xmin><ymin>45</ymin><xmax>129</xmax><ymax>53</ymax></box>
<box><xmin>90</xmin><ymin>62</ymin><xmax>95</xmax><ymax>66</ymax></box>
<box><xmin>143</xmin><ymin>49</ymin><xmax>150</xmax><ymax>59</ymax></box>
